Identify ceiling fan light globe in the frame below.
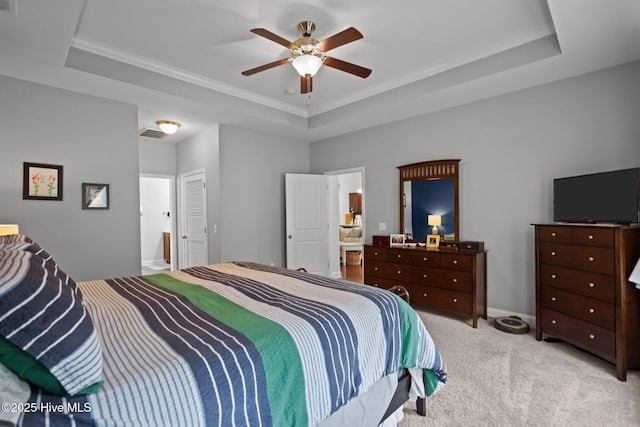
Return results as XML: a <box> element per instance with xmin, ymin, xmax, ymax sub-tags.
<box><xmin>292</xmin><ymin>55</ymin><xmax>322</xmax><ymax>77</ymax></box>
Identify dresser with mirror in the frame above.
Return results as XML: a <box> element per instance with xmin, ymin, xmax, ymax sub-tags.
<box><xmin>364</xmin><ymin>159</ymin><xmax>487</xmax><ymax>327</ymax></box>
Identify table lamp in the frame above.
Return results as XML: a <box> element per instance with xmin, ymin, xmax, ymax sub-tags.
<box><xmin>428</xmin><ymin>215</ymin><xmax>441</xmax><ymax>234</ymax></box>
<box><xmin>0</xmin><ymin>224</ymin><xmax>19</xmax><ymax>236</ymax></box>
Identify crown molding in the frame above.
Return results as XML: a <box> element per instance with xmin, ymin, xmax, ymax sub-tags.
<box><xmin>309</xmin><ymin>24</ymin><xmax>557</xmax><ymax>116</ymax></box>
<box><xmin>71</xmin><ymin>37</ymin><xmax>309</xmax><ymax>118</ymax></box>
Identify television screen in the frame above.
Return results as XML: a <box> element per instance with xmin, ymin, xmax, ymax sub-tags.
<box><xmin>553</xmin><ymin>168</ymin><xmax>640</xmax><ymax>224</ymax></box>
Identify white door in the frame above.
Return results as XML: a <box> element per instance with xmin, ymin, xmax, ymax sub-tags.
<box><xmin>285</xmin><ymin>174</ymin><xmax>330</xmax><ymax>275</ymax></box>
<box><xmin>179</xmin><ymin>169</ymin><xmax>208</xmax><ymax>268</ymax></box>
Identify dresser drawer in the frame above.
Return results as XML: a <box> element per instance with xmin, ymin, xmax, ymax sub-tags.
<box><xmin>413</xmin><ymin>267</ymin><xmax>472</xmax><ymax>292</ymax></box>
<box><xmin>365</xmin><ymin>260</ymin><xmax>412</xmax><ymax>281</ymax></box>
<box><xmin>365</xmin><ymin>246</ymin><xmax>388</xmax><ymax>261</ymax></box>
<box><xmin>539</xmin><ymin>242</ymin><xmax>614</xmax><ymax>275</ymax></box>
<box><xmin>539</xmin><ymin>286</ymin><xmax>615</xmax><ymax>329</ymax></box>
<box><xmin>538</xmin><ymin>226</ymin><xmax>572</xmax><ymax>243</ymax></box>
<box><xmin>572</xmin><ymin>228</ymin><xmax>614</xmax><ymax>248</ymax></box>
<box><xmin>412</xmin><ymin>251</ymin><xmax>440</xmax><ymax>267</ymax></box>
<box><xmin>539</xmin><ymin>264</ymin><xmax>615</xmax><ymax>302</ymax></box>
<box><xmin>412</xmin><ymin>285</ymin><xmax>471</xmax><ymax>316</ymax></box>
<box><xmin>440</xmin><ymin>253</ymin><xmax>473</xmax><ymax>271</ymax></box>
<box><xmin>364</xmin><ymin>275</ymin><xmax>403</xmax><ymax>289</ymax></box>
<box><xmin>540</xmin><ymin>307</ymin><xmax>615</xmax><ymax>361</ymax></box>
<box><xmin>388</xmin><ymin>248</ymin><xmax>413</xmax><ymax>264</ymax></box>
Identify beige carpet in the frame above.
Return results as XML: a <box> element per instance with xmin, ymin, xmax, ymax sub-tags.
<box><xmin>398</xmin><ymin>310</ymin><xmax>640</xmax><ymax>427</ymax></box>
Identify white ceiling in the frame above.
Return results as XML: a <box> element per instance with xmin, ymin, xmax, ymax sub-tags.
<box><xmin>1</xmin><ymin>0</ymin><xmax>640</xmax><ymax>144</ymax></box>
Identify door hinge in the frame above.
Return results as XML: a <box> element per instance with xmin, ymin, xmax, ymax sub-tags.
<box><xmin>203</xmin><ymin>182</ymin><xmax>206</xmax><ymax>189</ymax></box>
<box><xmin>204</xmin><ymin>226</ymin><xmax>207</xmax><ymax>234</ymax></box>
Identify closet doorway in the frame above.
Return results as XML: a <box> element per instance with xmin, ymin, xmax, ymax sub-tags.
<box><xmin>139</xmin><ymin>174</ymin><xmax>176</xmax><ymax>275</ymax></box>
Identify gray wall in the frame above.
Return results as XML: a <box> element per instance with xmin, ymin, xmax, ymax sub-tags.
<box><xmin>175</xmin><ymin>124</ymin><xmax>222</xmax><ymax>264</ymax></box>
<box><xmin>0</xmin><ymin>75</ymin><xmax>141</xmax><ymax>281</ymax></box>
<box><xmin>219</xmin><ymin>125</ymin><xmax>309</xmax><ymax>267</ymax></box>
<box><xmin>310</xmin><ymin>60</ymin><xmax>640</xmax><ymax>317</ymax></box>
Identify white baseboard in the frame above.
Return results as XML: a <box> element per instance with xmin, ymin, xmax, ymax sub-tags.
<box><xmin>487</xmin><ymin>307</ymin><xmax>536</xmax><ymax>329</ymax></box>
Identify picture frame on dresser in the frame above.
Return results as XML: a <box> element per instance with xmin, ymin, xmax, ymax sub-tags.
<box><xmin>426</xmin><ymin>234</ymin><xmax>440</xmax><ymax>248</ymax></box>
<box><xmin>390</xmin><ymin>234</ymin><xmax>404</xmax><ymax>246</ymax></box>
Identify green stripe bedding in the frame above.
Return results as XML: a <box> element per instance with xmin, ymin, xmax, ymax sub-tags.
<box><xmin>16</xmin><ymin>261</ymin><xmax>446</xmax><ymax>426</ymax></box>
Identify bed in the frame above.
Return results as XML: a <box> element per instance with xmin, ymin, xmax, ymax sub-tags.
<box><xmin>0</xmin><ymin>235</ymin><xmax>446</xmax><ymax>427</ymax></box>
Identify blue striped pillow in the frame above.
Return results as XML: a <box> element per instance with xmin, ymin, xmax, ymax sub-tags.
<box><xmin>0</xmin><ymin>249</ymin><xmax>103</xmax><ymax>396</ymax></box>
<box><xmin>0</xmin><ymin>242</ymin><xmax>82</xmax><ymax>300</ymax></box>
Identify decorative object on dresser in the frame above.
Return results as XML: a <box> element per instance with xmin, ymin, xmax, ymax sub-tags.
<box><xmin>533</xmin><ymin>223</ymin><xmax>640</xmax><ymax>381</ymax></box>
<box><xmin>364</xmin><ymin>244</ymin><xmax>487</xmax><ymax>327</ymax></box>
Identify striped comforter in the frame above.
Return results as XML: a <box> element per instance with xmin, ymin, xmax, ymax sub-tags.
<box><xmin>19</xmin><ymin>262</ymin><xmax>446</xmax><ymax>427</ymax></box>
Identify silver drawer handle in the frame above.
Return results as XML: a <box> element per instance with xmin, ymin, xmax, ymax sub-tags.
<box><xmin>452</xmin><ymin>278</ymin><xmax>458</xmax><ymax>283</ymax></box>
<box><xmin>551</xmin><ymin>297</ymin><xmax>556</xmax><ymax>301</ymax></box>
<box><xmin>589</xmin><ymin>282</ymin><xmax>595</xmax><ymax>288</ymax></box>
<box><xmin>452</xmin><ymin>298</ymin><xmax>458</xmax><ymax>303</ymax></box>
<box><xmin>397</xmin><ymin>254</ymin><xmax>402</xmax><ymax>258</ymax></box>
<box><xmin>551</xmin><ymin>232</ymin><xmax>556</xmax><ymax>237</ymax></box>
<box><xmin>453</xmin><ymin>260</ymin><xmax>458</xmax><ymax>264</ymax></box>
<box><xmin>397</xmin><ymin>270</ymin><xmax>402</xmax><ymax>274</ymax></box>
<box><xmin>551</xmin><ymin>274</ymin><xmax>557</xmax><ymax>279</ymax></box>
<box><xmin>588</xmin><ymin>256</ymin><xmax>595</xmax><ymax>261</ymax></box>
<box><xmin>589</xmin><ymin>334</ymin><xmax>595</xmax><ymax>340</ymax></box>
<box><xmin>423</xmin><ymin>257</ymin><xmax>428</xmax><ymax>261</ymax></box>
<box><xmin>374</xmin><ymin>267</ymin><xmax>378</xmax><ymax>271</ymax></box>
<box><xmin>588</xmin><ymin>235</ymin><xmax>594</xmax><ymax>240</ymax></box>
<box><xmin>423</xmin><ymin>293</ymin><xmax>428</xmax><ymax>297</ymax></box>
<box><xmin>552</xmin><ymin>320</ymin><xmax>557</xmax><ymax>324</ymax></box>
<box><xmin>551</xmin><ymin>251</ymin><xmax>556</xmax><ymax>256</ymax></box>
<box><xmin>374</xmin><ymin>252</ymin><xmax>378</xmax><ymax>256</ymax></box>
<box><xmin>589</xmin><ymin>308</ymin><xmax>595</xmax><ymax>313</ymax></box>
<box><xmin>423</xmin><ymin>274</ymin><xmax>428</xmax><ymax>278</ymax></box>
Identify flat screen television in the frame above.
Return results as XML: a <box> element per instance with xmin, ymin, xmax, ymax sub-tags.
<box><xmin>553</xmin><ymin>167</ymin><xmax>640</xmax><ymax>224</ymax></box>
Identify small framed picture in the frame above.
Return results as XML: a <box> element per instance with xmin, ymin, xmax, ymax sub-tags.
<box><xmin>82</xmin><ymin>183</ymin><xmax>110</xmax><ymax>209</ymax></box>
<box><xmin>390</xmin><ymin>234</ymin><xmax>405</xmax><ymax>246</ymax></box>
<box><xmin>23</xmin><ymin>162</ymin><xmax>63</xmax><ymax>201</ymax></box>
<box><xmin>426</xmin><ymin>234</ymin><xmax>441</xmax><ymax>248</ymax></box>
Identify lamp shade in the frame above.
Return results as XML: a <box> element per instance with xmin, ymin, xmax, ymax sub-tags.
<box><xmin>427</xmin><ymin>215</ymin><xmax>442</xmax><ymax>226</ymax></box>
<box><xmin>156</xmin><ymin>120</ymin><xmax>181</xmax><ymax>135</ymax></box>
<box><xmin>0</xmin><ymin>224</ymin><xmax>19</xmax><ymax>236</ymax></box>
<box><xmin>292</xmin><ymin>55</ymin><xmax>323</xmax><ymax>77</ymax></box>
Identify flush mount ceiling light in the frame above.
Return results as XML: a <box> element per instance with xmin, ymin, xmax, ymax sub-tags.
<box><xmin>156</xmin><ymin>120</ymin><xmax>181</xmax><ymax>135</ymax></box>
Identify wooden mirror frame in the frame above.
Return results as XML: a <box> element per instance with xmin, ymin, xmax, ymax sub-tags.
<box><xmin>398</xmin><ymin>159</ymin><xmax>460</xmax><ymax>241</ymax></box>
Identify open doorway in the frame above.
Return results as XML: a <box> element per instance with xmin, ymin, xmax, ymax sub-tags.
<box><xmin>325</xmin><ymin>167</ymin><xmax>365</xmax><ymax>283</ymax></box>
<box><xmin>139</xmin><ymin>174</ymin><xmax>176</xmax><ymax>275</ymax></box>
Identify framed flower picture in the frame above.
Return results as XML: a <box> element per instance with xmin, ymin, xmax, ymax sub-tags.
<box><xmin>23</xmin><ymin>162</ymin><xmax>63</xmax><ymax>201</ymax></box>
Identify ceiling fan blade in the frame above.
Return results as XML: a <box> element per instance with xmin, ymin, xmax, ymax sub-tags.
<box><xmin>250</xmin><ymin>28</ymin><xmax>297</xmax><ymax>49</ymax></box>
<box><xmin>316</xmin><ymin>27</ymin><xmax>363</xmax><ymax>53</ymax></box>
<box><xmin>323</xmin><ymin>57</ymin><xmax>372</xmax><ymax>78</ymax></box>
<box><xmin>241</xmin><ymin>58</ymin><xmax>290</xmax><ymax>76</ymax></box>
<box><xmin>300</xmin><ymin>75</ymin><xmax>313</xmax><ymax>94</ymax></box>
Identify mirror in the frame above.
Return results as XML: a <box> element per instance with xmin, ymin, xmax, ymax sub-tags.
<box><xmin>399</xmin><ymin>159</ymin><xmax>460</xmax><ymax>241</ymax></box>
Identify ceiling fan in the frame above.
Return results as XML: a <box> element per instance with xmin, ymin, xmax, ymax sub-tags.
<box><xmin>241</xmin><ymin>21</ymin><xmax>372</xmax><ymax>94</ymax></box>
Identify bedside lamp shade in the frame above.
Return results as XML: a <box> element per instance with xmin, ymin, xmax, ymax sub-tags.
<box><xmin>0</xmin><ymin>224</ymin><xmax>19</xmax><ymax>236</ymax></box>
<box><xmin>427</xmin><ymin>215</ymin><xmax>441</xmax><ymax>235</ymax></box>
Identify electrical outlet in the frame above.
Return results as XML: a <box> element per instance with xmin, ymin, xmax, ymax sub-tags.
<box><xmin>379</xmin><ymin>222</ymin><xmax>387</xmax><ymax>231</ymax></box>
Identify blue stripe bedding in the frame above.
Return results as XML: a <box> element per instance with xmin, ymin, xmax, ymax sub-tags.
<box><xmin>12</xmin><ymin>262</ymin><xmax>445</xmax><ymax>426</ymax></box>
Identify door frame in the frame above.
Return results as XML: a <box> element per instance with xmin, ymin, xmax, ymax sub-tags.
<box><xmin>139</xmin><ymin>173</ymin><xmax>177</xmax><ymax>271</ymax></box>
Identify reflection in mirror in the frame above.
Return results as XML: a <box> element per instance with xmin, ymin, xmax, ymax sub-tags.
<box><xmin>399</xmin><ymin>160</ymin><xmax>460</xmax><ymax>242</ymax></box>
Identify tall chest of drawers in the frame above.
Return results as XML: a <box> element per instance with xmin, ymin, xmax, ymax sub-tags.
<box><xmin>534</xmin><ymin>224</ymin><xmax>640</xmax><ymax>380</ymax></box>
<box><xmin>364</xmin><ymin>245</ymin><xmax>487</xmax><ymax>327</ymax></box>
